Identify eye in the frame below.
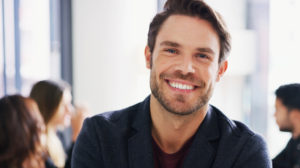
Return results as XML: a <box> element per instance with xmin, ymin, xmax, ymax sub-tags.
<box><xmin>196</xmin><ymin>53</ymin><xmax>209</xmax><ymax>59</ymax></box>
<box><xmin>164</xmin><ymin>48</ymin><xmax>178</xmax><ymax>54</ymax></box>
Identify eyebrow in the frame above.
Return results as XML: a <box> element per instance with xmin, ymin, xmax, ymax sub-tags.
<box><xmin>196</xmin><ymin>47</ymin><xmax>215</xmax><ymax>55</ymax></box>
<box><xmin>160</xmin><ymin>40</ymin><xmax>216</xmax><ymax>55</ymax></box>
<box><xmin>160</xmin><ymin>41</ymin><xmax>181</xmax><ymax>48</ymax></box>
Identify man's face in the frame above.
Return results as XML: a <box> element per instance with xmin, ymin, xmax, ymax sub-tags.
<box><xmin>145</xmin><ymin>15</ymin><xmax>227</xmax><ymax>115</ymax></box>
<box><xmin>274</xmin><ymin>98</ymin><xmax>293</xmax><ymax>132</ymax></box>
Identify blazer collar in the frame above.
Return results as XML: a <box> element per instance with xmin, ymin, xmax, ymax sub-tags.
<box><xmin>128</xmin><ymin>96</ymin><xmax>154</xmax><ymax>168</ymax></box>
<box><xmin>200</xmin><ymin>105</ymin><xmax>220</xmax><ymax>141</ymax></box>
<box><xmin>182</xmin><ymin>105</ymin><xmax>220</xmax><ymax>168</ymax></box>
<box><xmin>128</xmin><ymin>97</ymin><xmax>220</xmax><ymax>168</ymax></box>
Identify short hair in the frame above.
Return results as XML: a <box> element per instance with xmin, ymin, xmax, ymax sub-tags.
<box><xmin>30</xmin><ymin>80</ymin><xmax>70</xmax><ymax>124</ymax></box>
<box><xmin>275</xmin><ymin>83</ymin><xmax>300</xmax><ymax>111</ymax></box>
<box><xmin>147</xmin><ymin>0</ymin><xmax>231</xmax><ymax>63</ymax></box>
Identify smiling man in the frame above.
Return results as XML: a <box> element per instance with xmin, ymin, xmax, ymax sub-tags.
<box><xmin>72</xmin><ymin>0</ymin><xmax>271</xmax><ymax>167</ymax></box>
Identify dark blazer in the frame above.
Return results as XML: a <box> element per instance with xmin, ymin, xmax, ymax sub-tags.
<box><xmin>72</xmin><ymin>96</ymin><xmax>271</xmax><ymax>168</ymax></box>
<box><xmin>272</xmin><ymin>137</ymin><xmax>300</xmax><ymax>168</ymax></box>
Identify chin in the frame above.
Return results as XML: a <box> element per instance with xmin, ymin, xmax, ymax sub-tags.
<box><xmin>279</xmin><ymin>127</ymin><xmax>292</xmax><ymax>132</ymax></box>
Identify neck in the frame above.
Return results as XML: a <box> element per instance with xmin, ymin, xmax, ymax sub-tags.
<box><xmin>291</xmin><ymin>110</ymin><xmax>300</xmax><ymax>139</ymax></box>
<box><xmin>46</xmin><ymin>124</ymin><xmax>57</xmax><ymax>133</ymax></box>
<box><xmin>150</xmin><ymin>95</ymin><xmax>207</xmax><ymax>154</ymax></box>
<box><xmin>293</xmin><ymin>125</ymin><xmax>300</xmax><ymax>139</ymax></box>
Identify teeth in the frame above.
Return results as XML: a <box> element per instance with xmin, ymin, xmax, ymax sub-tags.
<box><xmin>169</xmin><ymin>81</ymin><xmax>194</xmax><ymax>90</ymax></box>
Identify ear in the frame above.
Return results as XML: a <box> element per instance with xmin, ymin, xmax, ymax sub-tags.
<box><xmin>216</xmin><ymin>60</ymin><xmax>228</xmax><ymax>82</ymax></box>
<box><xmin>144</xmin><ymin>46</ymin><xmax>151</xmax><ymax>69</ymax></box>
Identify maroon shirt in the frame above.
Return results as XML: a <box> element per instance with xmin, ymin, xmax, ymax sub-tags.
<box><xmin>152</xmin><ymin>137</ymin><xmax>194</xmax><ymax>168</ymax></box>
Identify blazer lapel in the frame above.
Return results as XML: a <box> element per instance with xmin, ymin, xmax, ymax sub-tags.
<box><xmin>127</xmin><ymin>98</ymin><xmax>221</xmax><ymax>168</ymax></box>
<box><xmin>128</xmin><ymin>96</ymin><xmax>154</xmax><ymax>168</ymax></box>
<box><xmin>182</xmin><ymin>134</ymin><xmax>215</xmax><ymax>168</ymax></box>
<box><xmin>182</xmin><ymin>106</ymin><xmax>220</xmax><ymax>168</ymax></box>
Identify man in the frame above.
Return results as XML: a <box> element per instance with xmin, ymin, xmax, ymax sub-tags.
<box><xmin>273</xmin><ymin>83</ymin><xmax>300</xmax><ymax>168</ymax></box>
<box><xmin>72</xmin><ymin>0</ymin><xmax>271</xmax><ymax>167</ymax></box>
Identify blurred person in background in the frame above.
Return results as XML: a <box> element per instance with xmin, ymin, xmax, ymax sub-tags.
<box><xmin>0</xmin><ymin>95</ymin><xmax>46</xmax><ymax>168</ymax></box>
<box><xmin>30</xmin><ymin>80</ymin><xmax>88</xmax><ymax>168</ymax></box>
<box><xmin>273</xmin><ymin>83</ymin><xmax>300</xmax><ymax>168</ymax></box>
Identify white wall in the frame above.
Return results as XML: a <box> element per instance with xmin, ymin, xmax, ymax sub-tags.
<box><xmin>72</xmin><ymin>0</ymin><xmax>257</xmax><ymax>117</ymax></box>
<box><xmin>207</xmin><ymin>0</ymin><xmax>257</xmax><ymax>122</ymax></box>
<box><xmin>72</xmin><ymin>0</ymin><xmax>156</xmax><ymax>114</ymax></box>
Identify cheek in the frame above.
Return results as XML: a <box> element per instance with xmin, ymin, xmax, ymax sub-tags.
<box><xmin>210</xmin><ymin>65</ymin><xmax>220</xmax><ymax>80</ymax></box>
<box><xmin>154</xmin><ymin>58</ymin><xmax>173</xmax><ymax>72</ymax></box>
<box><xmin>275</xmin><ymin>110</ymin><xmax>282</xmax><ymax>118</ymax></box>
<box><xmin>196</xmin><ymin>61</ymin><xmax>218</xmax><ymax>79</ymax></box>
<box><xmin>57</xmin><ymin>106</ymin><xmax>64</xmax><ymax>116</ymax></box>
<box><xmin>199</xmin><ymin>68</ymin><xmax>216</xmax><ymax>85</ymax></box>
<box><xmin>274</xmin><ymin>111</ymin><xmax>278</xmax><ymax>118</ymax></box>
<box><xmin>52</xmin><ymin>107</ymin><xmax>65</xmax><ymax>124</ymax></box>
<box><xmin>153</xmin><ymin>51</ymin><xmax>182</xmax><ymax>70</ymax></box>
<box><xmin>276</xmin><ymin>113</ymin><xmax>283</xmax><ymax>123</ymax></box>
<box><xmin>277</xmin><ymin>111</ymin><xmax>288</xmax><ymax>123</ymax></box>
<box><xmin>152</xmin><ymin>61</ymin><xmax>170</xmax><ymax>80</ymax></box>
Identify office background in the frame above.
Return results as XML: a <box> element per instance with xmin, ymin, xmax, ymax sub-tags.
<box><xmin>1</xmin><ymin>0</ymin><xmax>300</xmax><ymax>158</ymax></box>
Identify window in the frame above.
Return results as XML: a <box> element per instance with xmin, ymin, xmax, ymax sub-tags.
<box><xmin>0</xmin><ymin>0</ymin><xmax>72</xmax><ymax>97</ymax></box>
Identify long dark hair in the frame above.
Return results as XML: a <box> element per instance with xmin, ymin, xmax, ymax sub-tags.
<box><xmin>30</xmin><ymin>80</ymin><xmax>70</xmax><ymax>125</ymax></box>
<box><xmin>29</xmin><ymin>80</ymin><xmax>71</xmax><ymax>167</ymax></box>
<box><xmin>0</xmin><ymin>95</ymin><xmax>45</xmax><ymax>168</ymax></box>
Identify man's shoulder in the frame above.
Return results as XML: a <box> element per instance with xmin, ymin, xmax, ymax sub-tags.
<box><xmin>210</xmin><ymin>105</ymin><xmax>266</xmax><ymax>150</ymax></box>
<box><xmin>71</xmin><ymin>99</ymin><xmax>150</xmax><ymax>168</ymax></box>
<box><xmin>211</xmin><ymin>105</ymin><xmax>256</xmax><ymax>138</ymax></box>
<box><xmin>230</xmin><ymin>119</ymin><xmax>266</xmax><ymax>149</ymax></box>
<box><xmin>89</xmin><ymin>102</ymin><xmax>141</xmax><ymax>126</ymax></box>
<box><xmin>210</xmin><ymin>106</ymin><xmax>270</xmax><ymax>167</ymax></box>
<box><xmin>86</xmin><ymin>96</ymin><xmax>150</xmax><ymax>131</ymax></box>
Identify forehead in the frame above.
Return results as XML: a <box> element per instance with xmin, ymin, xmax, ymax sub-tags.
<box><xmin>156</xmin><ymin>15</ymin><xmax>220</xmax><ymax>52</ymax></box>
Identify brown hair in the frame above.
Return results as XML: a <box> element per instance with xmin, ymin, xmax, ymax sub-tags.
<box><xmin>29</xmin><ymin>80</ymin><xmax>71</xmax><ymax>167</ymax></box>
<box><xmin>30</xmin><ymin>80</ymin><xmax>70</xmax><ymax>125</ymax></box>
<box><xmin>147</xmin><ymin>0</ymin><xmax>231</xmax><ymax>63</ymax></box>
<box><xmin>0</xmin><ymin>95</ymin><xmax>45</xmax><ymax>168</ymax></box>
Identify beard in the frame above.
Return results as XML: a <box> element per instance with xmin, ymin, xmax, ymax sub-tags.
<box><xmin>278</xmin><ymin>123</ymin><xmax>293</xmax><ymax>132</ymax></box>
<box><xmin>279</xmin><ymin>127</ymin><xmax>292</xmax><ymax>132</ymax></box>
<box><xmin>150</xmin><ymin>69</ymin><xmax>214</xmax><ymax>116</ymax></box>
<box><xmin>276</xmin><ymin>116</ymin><xmax>293</xmax><ymax>133</ymax></box>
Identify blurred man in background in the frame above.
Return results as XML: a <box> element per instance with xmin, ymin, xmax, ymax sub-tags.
<box><xmin>273</xmin><ymin>83</ymin><xmax>300</xmax><ymax>168</ymax></box>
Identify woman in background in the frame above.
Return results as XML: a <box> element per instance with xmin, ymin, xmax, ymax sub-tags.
<box><xmin>30</xmin><ymin>80</ymin><xmax>87</xmax><ymax>168</ymax></box>
<box><xmin>0</xmin><ymin>95</ymin><xmax>46</xmax><ymax>168</ymax></box>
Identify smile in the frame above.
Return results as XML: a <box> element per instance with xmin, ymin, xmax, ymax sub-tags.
<box><xmin>167</xmin><ymin>80</ymin><xmax>196</xmax><ymax>91</ymax></box>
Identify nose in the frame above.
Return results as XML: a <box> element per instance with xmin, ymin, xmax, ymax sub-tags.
<box><xmin>175</xmin><ymin>55</ymin><xmax>195</xmax><ymax>74</ymax></box>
